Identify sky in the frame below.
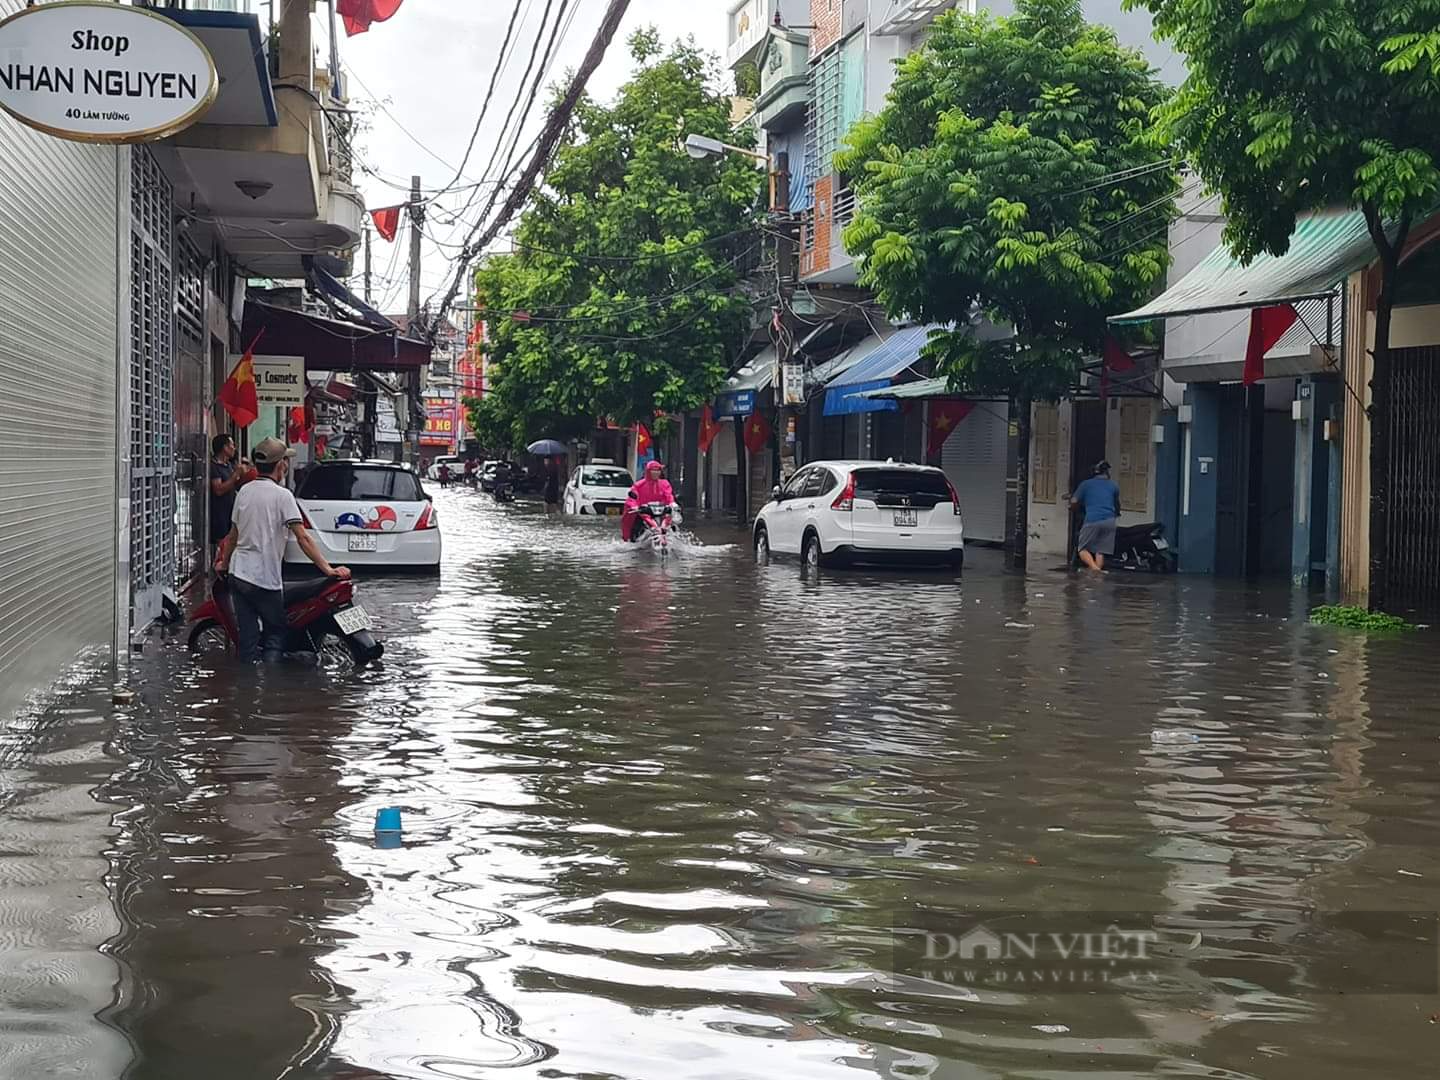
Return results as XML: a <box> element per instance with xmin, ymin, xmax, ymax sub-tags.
<box><xmin>321</xmin><ymin>0</ymin><xmax>729</xmax><ymax>318</ymax></box>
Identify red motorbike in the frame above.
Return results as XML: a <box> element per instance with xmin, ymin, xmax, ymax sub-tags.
<box><xmin>188</xmin><ymin>575</ymin><xmax>384</xmax><ymax>667</ymax></box>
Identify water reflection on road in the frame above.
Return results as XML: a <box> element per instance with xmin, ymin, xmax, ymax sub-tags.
<box><xmin>3</xmin><ymin>487</ymin><xmax>1440</xmax><ymax>1079</ymax></box>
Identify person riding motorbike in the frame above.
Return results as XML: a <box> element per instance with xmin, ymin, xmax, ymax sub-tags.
<box><xmin>621</xmin><ymin>460</ymin><xmax>680</xmax><ymax>542</ymax></box>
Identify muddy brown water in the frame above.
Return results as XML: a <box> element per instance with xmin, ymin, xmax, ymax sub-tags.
<box><xmin>2</xmin><ymin>488</ymin><xmax>1438</xmax><ymax>1079</ymax></box>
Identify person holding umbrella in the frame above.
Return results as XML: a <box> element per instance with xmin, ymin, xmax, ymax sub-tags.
<box><xmin>527</xmin><ymin>440</ymin><xmax>569</xmax><ymax>516</ymax></box>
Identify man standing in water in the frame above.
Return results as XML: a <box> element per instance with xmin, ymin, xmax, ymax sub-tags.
<box><xmin>216</xmin><ymin>438</ymin><xmax>349</xmax><ymax>662</ymax></box>
<box><xmin>1070</xmin><ymin>460</ymin><xmax>1122</xmax><ymax>573</ymax></box>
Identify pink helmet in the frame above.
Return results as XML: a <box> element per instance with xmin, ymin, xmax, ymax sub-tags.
<box><xmin>645</xmin><ymin>460</ymin><xmax>664</xmax><ymax>476</ymax></box>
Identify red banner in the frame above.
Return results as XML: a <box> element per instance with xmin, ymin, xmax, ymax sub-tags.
<box><xmin>421</xmin><ymin>395</ymin><xmax>456</xmax><ymax>448</ymax></box>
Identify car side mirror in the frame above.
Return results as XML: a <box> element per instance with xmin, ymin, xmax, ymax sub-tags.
<box><xmin>772</xmin><ymin>485</ymin><xmax>784</xmax><ymax>502</ymax></box>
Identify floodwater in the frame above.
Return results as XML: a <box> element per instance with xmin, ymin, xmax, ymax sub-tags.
<box><xmin>3</xmin><ymin>487</ymin><xmax>1440</xmax><ymax>1079</ymax></box>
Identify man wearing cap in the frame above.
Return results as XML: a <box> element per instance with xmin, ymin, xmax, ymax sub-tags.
<box><xmin>1070</xmin><ymin>460</ymin><xmax>1122</xmax><ymax>573</ymax></box>
<box><xmin>216</xmin><ymin>437</ymin><xmax>350</xmax><ymax>663</ymax></box>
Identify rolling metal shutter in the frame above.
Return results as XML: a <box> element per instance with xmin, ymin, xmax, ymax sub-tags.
<box><xmin>941</xmin><ymin>401</ymin><xmax>1009</xmax><ymax>543</ymax></box>
<box><xmin>0</xmin><ymin>67</ymin><xmax>119</xmax><ymax>718</ymax></box>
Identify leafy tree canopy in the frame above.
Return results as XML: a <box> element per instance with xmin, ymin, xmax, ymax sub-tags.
<box><xmin>469</xmin><ymin>32</ymin><xmax>765</xmax><ymax>450</ymax></box>
<box><xmin>838</xmin><ymin>0</ymin><xmax>1177</xmax><ymax>400</ymax></box>
<box><xmin>1133</xmin><ymin>0</ymin><xmax>1440</xmax><ymax>266</ymax></box>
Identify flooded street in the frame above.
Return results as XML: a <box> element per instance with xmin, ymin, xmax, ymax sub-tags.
<box><xmin>3</xmin><ymin>486</ymin><xmax>1440</xmax><ymax>1079</ymax></box>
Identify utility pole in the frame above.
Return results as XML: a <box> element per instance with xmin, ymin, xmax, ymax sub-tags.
<box><xmin>771</xmin><ymin>151</ymin><xmax>801</xmax><ymax>482</ymax></box>
<box><xmin>405</xmin><ymin>174</ymin><xmax>424</xmax><ymax>466</ymax></box>
<box><xmin>363</xmin><ymin>223</ymin><xmax>373</xmax><ymax>304</ymax></box>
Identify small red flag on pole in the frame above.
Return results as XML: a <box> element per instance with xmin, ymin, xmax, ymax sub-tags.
<box><xmin>370</xmin><ymin>206</ymin><xmax>402</xmax><ymax>242</ymax></box>
<box><xmin>218</xmin><ymin>332</ymin><xmax>263</xmax><ymax>428</ymax></box>
<box><xmin>743</xmin><ymin>411</ymin><xmax>772</xmax><ymax>454</ymax></box>
<box><xmin>1243</xmin><ymin>304</ymin><xmax>1299</xmax><ymax>387</ymax></box>
<box><xmin>338</xmin><ymin>0</ymin><xmax>405</xmax><ymax>36</ymax></box>
<box><xmin>698</xmin><ymin>405</ymin><xmax>724</xmax><ymax>454</ymax></box>
<box><xmin>634</xmin><ymin>422</ymin><xmax>653</xmax><ymax>457</ymax></box>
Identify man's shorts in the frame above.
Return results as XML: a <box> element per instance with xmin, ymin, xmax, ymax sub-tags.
<box><xmin>1078</xmin><ymin>519</ymin><xmax>1117</xmax><ymax>556</ymax></box>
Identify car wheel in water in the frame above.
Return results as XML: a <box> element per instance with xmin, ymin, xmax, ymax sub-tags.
<box><xmin>754</xmin><ymin>527</ymin><xmax>771</xmax><ymax>565</ymax></box>
<box><xmin>187</xmin><ymin>619</ymin><xmax>229</xmax><ymax>657</ymax></box>
<box><xmin>802</xmin><ymin>532</ymin><xmax>822</xmax><ymax>571</ymax></box>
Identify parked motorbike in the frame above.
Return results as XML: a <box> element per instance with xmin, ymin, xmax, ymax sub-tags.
<box><xmin>626</xmin><ymin>502</ymin><xmax>679</xmax><ymax>554</ymax></box>
<box><xmin>188</xmin><ymin>575</ymin><xmax>385</xmax><ymax>667</ymax></box>
<box><xmin>1080</xmin><ymin>521</ymin><xmax>1177</xmax><ymax>573</ymax></box>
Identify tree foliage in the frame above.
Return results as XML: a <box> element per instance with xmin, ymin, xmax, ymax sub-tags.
<box><xmin>1133</xmin><ymin>0</ymin><xmax>1440</xmax><ymax>267</ymax></box>
<box><xmin>837</xmin><ymin>0</ymin><xmax>1177</xmax><ymax>400</ymax></box>
<box><xmin>468</xmin><ymin>33</ymin><xmax>764</xmax><ymax>450</ymax></box>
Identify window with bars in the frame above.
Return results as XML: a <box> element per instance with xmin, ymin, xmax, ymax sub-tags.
<box><xmin>1117</xmin><ymin>399</ymin><xmax>1152</xmax><ymax>513</ymax></box>
<box><xmin>1032</xmin><ymin>403</ymin><xmax>1059</xmax><ymax>503</ymax></box>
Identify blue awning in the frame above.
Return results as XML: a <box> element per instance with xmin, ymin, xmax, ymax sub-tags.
<box><xmin>823</xmin><ymin>323</ymin><xmax>942</xmax><ymax>416</ymax></box>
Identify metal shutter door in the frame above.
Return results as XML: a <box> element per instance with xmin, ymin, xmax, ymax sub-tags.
<box><xmin>0</xmin><ymin>65</ymin><xmax>118</xmax><ymax>718</ymax></box>
<box><xmin>941</xmin><ymin>401</ymin><xmax>1009</xmax><ymax>543</ymax></box>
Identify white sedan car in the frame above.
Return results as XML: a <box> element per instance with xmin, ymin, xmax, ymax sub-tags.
<box><xmin>564</xmin><ymin>461</ymin><xmax>634</xmax><ymax>518</ymax></box>
<box><xmin>285</xmin><ymin>461</ymin><xmax>441</xmax><ymax>574</ymax></box>
<box><xmin>753</xmin><ymin>460</ymin><xmax>964</xmax><ymax>570</ymax></box>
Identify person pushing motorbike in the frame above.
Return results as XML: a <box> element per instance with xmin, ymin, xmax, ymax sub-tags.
<box><xmin>621</xmin><ymin>460</ymin><xmax>680</xmax><ymax>543</ymax></box>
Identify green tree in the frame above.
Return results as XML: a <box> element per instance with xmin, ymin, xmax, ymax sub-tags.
<box><xmin>1130</xmin><ymin>0</ymin><xmax>1440</xmax><ymax>607</ymax></box>
<box><xmin>838</xmin><ymin>0</ymin><xmax>1176</xmax><ymax>560</ymax></box>
<box><xmin>468</xmin><ymin>32</ymin><xmax>765</xmax><ymax>452</ymax></box>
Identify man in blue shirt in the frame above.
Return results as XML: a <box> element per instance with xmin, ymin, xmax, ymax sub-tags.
<box><xmin>1070</xmin><ymin>460</ymin><xmax>1122</xmax><ymax>572</ymax></box>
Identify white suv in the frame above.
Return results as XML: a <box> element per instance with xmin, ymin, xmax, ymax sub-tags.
<box><xmin>753</xmin><ymin>461</ymin><xmax>964</xmax><ymax>570</ymax></box>
<box><xmin>564</xmin><ymin>461</ymin><xmax>634</xmax><ymax>517</ymax></box>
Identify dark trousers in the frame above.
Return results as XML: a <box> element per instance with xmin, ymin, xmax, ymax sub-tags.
<box><xmin>231</xmin><ymin>577</ymin><xmax>287</xmax><ymax>663</ymax></box>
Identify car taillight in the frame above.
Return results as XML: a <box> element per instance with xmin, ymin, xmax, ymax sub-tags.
<box><xmin>945</xmin><ymin>479</ymin><xmax>962</xmax><ymax>516</ymax></box>
<box><xmin>300</xmin><ymin>507</ymin><xmax>314</xmax><ymax>529</ymax></box>
<box><xmin>831</xmin><ymin>474</ymin><xmax>855</xmax><ymax>511</ymax></box>
<box><xmin>416</xmin><ymin>504</ymin><xmax>438</xmax><ymax>530</ymax></box>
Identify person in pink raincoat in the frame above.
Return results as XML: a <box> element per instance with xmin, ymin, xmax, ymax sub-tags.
<box><xmin>621</xmin><ymin>460</ymin><xmax>679</xmax><ymax>542</ymax></box>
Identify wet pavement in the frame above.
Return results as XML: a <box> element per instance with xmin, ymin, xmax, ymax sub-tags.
<box><xmin>3</xmin><ymin>486</ymin><xmax>1440</xmax><ymax>1079</ymax></box>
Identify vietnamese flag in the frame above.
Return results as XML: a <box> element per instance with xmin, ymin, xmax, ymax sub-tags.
<box><xmin>743</xmin><ymin>410</ymin><xmax>772</xmax><ymax>454</ymax></box>
<box><xmin>928</xmin><ymin>400</ymin><xmax>975</xmax><ymax>458</ymax></box>
<box><xmin>634</xmin><ymin>422</ymin><xmax>653</xmax><ymax>458</ymax></box>
<box><xmin>371</xmin><ymin>205</ymin><xmax>402</xmax><ymax>242</ymax></box>
<box><xmin>698</xmin><ymin>405</ymin><xmax>724</xmax><ymax>453</ymax></box>
<box><xmin>218</xmin><ymin>333</ymin><xmax>262</xmax><ymax>428</ymax></box>
<box><xmin>1243</xmin><ymin>304</ymin><xmax>1299</xmax><ymax>387</ymax></box>
<box><xmin>1100</xmin><ymin>335</ymin><xmax>1136</xmax><ymax>400</ymax></box>
<box><xmin>338</xmin><ymin>0</ymin><xmax>404</xmax><ymax>36</ymax></box>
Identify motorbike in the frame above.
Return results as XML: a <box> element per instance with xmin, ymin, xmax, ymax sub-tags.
<box><xmin>1076</xmin><ymin>521</ymin><xmax>1177</xmax><ymax>573</ymax></box>
<box><xmin>188</xmin><ymin>575</ymin><xmax>385</xmax><ymax>667</ymax></box>
<box><xmin>492</xmin><ymin>479</ymin><xmax>516</xmax><ymax>503</ymax></box>
<box><xmin>626</xmin><ymin>502</ymin><xmax>679</xmax><ymax>554</ymax></box>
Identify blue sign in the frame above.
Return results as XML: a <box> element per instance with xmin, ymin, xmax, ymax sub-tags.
<box><xmin>714</xmin><ymin>389</ymin><xmax>756</xmax><ymax>418</ymax></box>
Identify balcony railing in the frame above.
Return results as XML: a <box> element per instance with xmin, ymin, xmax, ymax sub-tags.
<box><xmin>832</xmin><ymin>186</ymin><xmax>857</xmax><ymax>231</ymax></box>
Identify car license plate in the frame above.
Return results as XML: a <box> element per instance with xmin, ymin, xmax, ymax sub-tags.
<box><xmin>893</xmin><ymin>509</ymin><xmax>918</xmax><ymax>527</ymax></box>
<box><xmin>606</xmin><ymin>507</ymin><xmax>621</xmax><ymax>517</ymax></box>
<box><xmin>1154</xmin><ymin>537</ymin><xmax>1169</xmax><ymax>550</ymax></box>
<box><xmin>333</xmin><ymin>605</ymin><xmax>370</xmax><ymax>634</ymax></box>
<box><xmin>348</xmin><ymin>533</ymin><xmax>379</xmax><ymax>552</ymax></box>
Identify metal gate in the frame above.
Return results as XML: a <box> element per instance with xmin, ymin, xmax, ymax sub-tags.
<box><xmin>1384</xmin><ymin>346</ymin><xmax>1440</xmax><ymax>617</ymax></box>
<box><xmin>174</xmin><ymin>236</ymin><xmax>207</xmax><ymax>590</ymax></box>
<box><xmin>941</xmin><ymin>400</ymin><xmax>1009</xmax><ymax>543</ymax></box>
<box><xmin>130</xmin><ymin>149</ymin><xmax>175</xmax><ymax>630</ymax></box>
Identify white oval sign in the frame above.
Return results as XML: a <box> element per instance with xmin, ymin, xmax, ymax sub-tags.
<box><xmin>0</xmin><ymin>1</ymin><xmax>218</xmax><ymax>143</ymax></box>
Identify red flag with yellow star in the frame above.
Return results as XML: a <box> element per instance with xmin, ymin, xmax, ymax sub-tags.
<box><xmin>743</xmin><ymin>410</ymin><xmax>771</xmax><ymax>454</ymax></box>
<box><xmin>634</xmin><ymin>422</ymin><xmax>653</xmax><ymax>458</ymax></box>
<box><xmin>927</xmin><ymin>400</ymin><xmax>974</xmax><ymax>458</ymax></box>
<box><xmin>218</xmin><ymin>333</ymin><xmax>262</xmax><ymax>428</ymax></box>
<box><xmin>698</xmin><ymin>405</ymin><xmax>724</xmax><ymax>454</ymax></box>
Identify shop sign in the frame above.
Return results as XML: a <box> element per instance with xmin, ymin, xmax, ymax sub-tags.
<box><xmin>421</xmin><ymin>395</ymin><xmax>456</xmax><ymax>447</ymax></box>
<box><xmin>250</xmin><ymin>355</ymin><xmax>306</xmax><ymax>407</ymax></box>
<box><xmin>0</xmin><ymin>2</ymin><xmax>218</xmax><ymax>143</ymax></box>
<box><xmin>714</xmin><ymin>389</ymin><xmax>756</xmax><ymax>418</ymax></box>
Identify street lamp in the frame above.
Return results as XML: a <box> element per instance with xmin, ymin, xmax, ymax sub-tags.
<box><xmin>684</xmin><ymin>132</ymin><xmax>768</xmax><ymax>166</ymax></box>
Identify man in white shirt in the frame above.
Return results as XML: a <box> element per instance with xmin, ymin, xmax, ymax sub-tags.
<box><xmin>216</xmin><ymin>437</ymin><xmax>349</xmax><ymax>662</ymax></box>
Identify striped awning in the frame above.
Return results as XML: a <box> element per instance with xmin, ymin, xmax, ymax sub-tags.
<box><xmin>853</xmin><ymin>376</ymin><xmax>952</xmax><ymax>400</ymax></box>
<box><xmin>1111</xmin><ymin>209</ymin><xmax>1377</xmax><ymax>323</ymax></box>
<box><xmin>823</xmin><ymin>323</ymin><xmax>944</xmax><ymax>415</ymax></box>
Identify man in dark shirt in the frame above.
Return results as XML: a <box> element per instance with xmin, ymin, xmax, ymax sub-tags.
<box><xmin>209</xmin><ymin>434</ymin><xmax>246</xmax><ymax>546</ymax></box>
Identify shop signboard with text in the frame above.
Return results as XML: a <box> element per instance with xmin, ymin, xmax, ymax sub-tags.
<box><xmin>249</xmin><ymin>355</ymin><xmax>306</xmax><ymax>408</ymax></box>
<box><xmin>0</xmin><ymin>2</ymin><xmax>219</xmax><ymax>143</ymax></box>
<box><xmin>422</xmin><ymin>395</ymin><xmax>456</xmax><ymax>449</ymax></box>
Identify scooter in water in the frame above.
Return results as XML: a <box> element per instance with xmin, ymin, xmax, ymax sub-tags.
<box><xmin>1074</xmin><ymin>521</ymin><xmax>1177</xmax><ymax>573</ymax></box>
<box><xmin>188</xmin><ymin>574</ymin><xmax>385</xmax><ymax>667</ymax></box>
<box><xmin>625</xmin><ymin>502</ymin><xmax>679</xmax><ymax>554</ymax></box>
<box><xmin>492</xmin><ymin>479</ymin><xmax>516</xmax><ymax>503</ymax></box>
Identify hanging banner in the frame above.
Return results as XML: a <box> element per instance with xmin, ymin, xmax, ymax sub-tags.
<box><xmin>375</xmin><ymin>399</ymin><xmax>402</xmax><ymax>444</ymax></box>
<box><xmin>0</xmin><ymin>2</ymin><xmax>219</xmax><ymax>143</ymax></box>
<box><xmin>247</xmin><ymin>355</ymin><xmax>306</xmax><ymax>407</ymax></box>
